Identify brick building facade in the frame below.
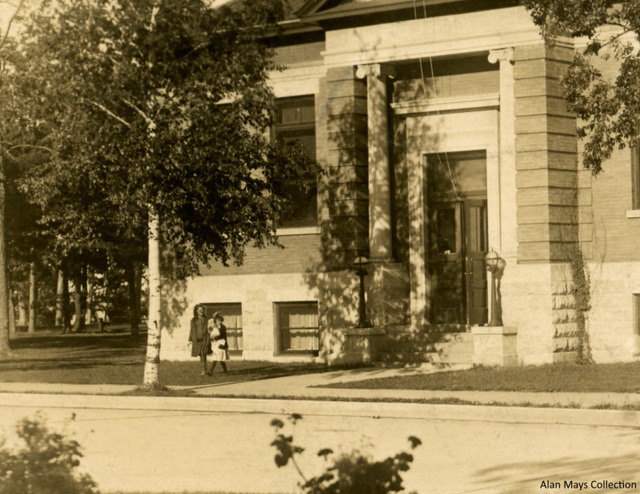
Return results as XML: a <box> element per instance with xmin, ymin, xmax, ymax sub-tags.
<box><xmin>162</xmin><ymin>0</ymin><xmax>640</xmax><ymax>366</ymax></box>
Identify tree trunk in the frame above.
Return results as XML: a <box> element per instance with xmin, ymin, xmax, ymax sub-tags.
<box><xmin>72</xmin><ymin>269</ymin><xmax>85</xmax><ymax>332</ymax></box>
<box><xmin>143</xmin><ymin>211</ymin><xmax>162</xmax><ymax>386</ymax></box>
<box><xmin>127</xmin><ymin>260</ymin><xmax>141</xmax><ymax>340</ymax></box>
<box><xmin>28</xmin><ymin>262</ymin><xmax>36</xmax><ymax>333</ymax></box>
<box><xmin>55</xmin><ymin>268</ymin><xmax>64</xmax><ymax>326</ymax></box>
<box><xmin>62</xmin><ymin>268</ymin><xmax>70</xmax><ymax>333</ymax></box>
<box><xmin>85</xmin><ymin>266</ymin><xmax>94</xmax><ymax>326</ymax></box>
<box><xmin>0</xmin><ymin>98</ymin><xmax>9</xmax><ymax>355</ymax></box>
<box><xmin>8</xmin><ymin>296</ymin><xmax>15</xmax><ymax>334</ymax></box>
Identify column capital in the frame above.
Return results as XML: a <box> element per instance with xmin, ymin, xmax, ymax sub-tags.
<box><xmin>488</xmin><ymin>47</ymin><xmax>514</xmax><ymax>65</ymax></box>
<box><xmin>356</xmin><ymin>63</ymin><xmax>396</xmax><ymax>80</ymax></box>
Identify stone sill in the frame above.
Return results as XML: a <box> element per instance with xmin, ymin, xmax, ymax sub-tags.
<box><xmin>626</xmin><ymin>209</ymin><xmax>640</xmax><ymax>219</ymax></box>
<box><xmin>276</xmin><ymin>226</ymin><xmax>322</xmax><ymax>236</ymax></box>
<box><xmin>471</xmin><ymin>326</ymin><xmax>517</xmax><ymax>335</ymax></box>
<box><xmin>342</xmin><ymin>327</ymin><xmax>387</xmax><ymax>337</ymax></box>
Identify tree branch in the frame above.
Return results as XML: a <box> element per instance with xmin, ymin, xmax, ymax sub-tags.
<box><xmin>81</xmin><ymin>99</ymin><xmax>131</xmax><ymax>128</ymax></box>
<box><xmin>7</xmin><ymin>144</ymin><xmax>53</xmax><ymax>153</ymax></box>
<box><xmin>0</xmin><ymin>0</ymin><xmax>26</xmax><ymax>50</ymax></box>
<box><xmin>121</xmin><ymin>98</ymin><xmax>156</xmax><ymax>131</ymax></box>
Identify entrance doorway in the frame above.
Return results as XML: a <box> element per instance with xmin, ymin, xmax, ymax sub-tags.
<box><xmin>426</xmin><ymin>152</ymin><xmax>488</xmax><ymax>326</ymax></box>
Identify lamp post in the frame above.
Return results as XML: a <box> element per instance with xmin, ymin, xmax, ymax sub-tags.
<box><xmin>353</xmin><ymin>256</ymin><xmax>371</xmax><ymax>328</ymax></box>
<box><xmin>485</xmin><ymin>249</ymin><xmax>503</xmax><ymax>326</ymax></box>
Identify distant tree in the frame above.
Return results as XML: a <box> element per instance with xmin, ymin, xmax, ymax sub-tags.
<box><xmin>13</xmin><ymin>0</ymin><xmax>314</xmax><ymax>386</ymax></box>
<box><xmin>0</xmin><ymin>0</ymin><xmax>48</xmax><ymax>355</ymax></box>
<box><xmin>524</xmin><ymin>0</ymin><xmax>640</xmax><ymax>174</ymax></box>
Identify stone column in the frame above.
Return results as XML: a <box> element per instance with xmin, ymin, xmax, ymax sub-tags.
<box><xmin>488</xmin><ymin>47</ymin><xmax>517</xmax><ymax>258</ymax></box>
<box><xmin>356</xmin><ymin>63</ymin><xmax>395</xmax><ymax>262</ymax></box>
<box><xmin>408</xmin><ymin>150</ymin><xmax>429</xmax><ymax>330</ymax></box>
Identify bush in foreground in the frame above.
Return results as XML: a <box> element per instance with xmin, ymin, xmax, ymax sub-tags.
<box><xmin>271</xmin><ymin>413</ymin><xmax>421</xmax><ymax>493</ymax></box>
<box><xmin>0</xmin><ymin>414</ymin><xmax>99</xmax><ymax>494</ymax></box>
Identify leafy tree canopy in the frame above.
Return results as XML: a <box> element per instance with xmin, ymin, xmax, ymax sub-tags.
<box><xmin>11</xmin><ymin>0</ymin><xmax>314</xmax><ymax>275</ymax></box>
<box><xmin>524</xmin><ymin>0</ymin><xmax>640</xmax><ymax>174</ymax></box>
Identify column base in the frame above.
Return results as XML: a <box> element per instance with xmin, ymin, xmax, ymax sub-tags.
<box><xmin>323</xmin><ymin>327</ymin><xmax>386</xmax><ymax>366</ymax></box>
<box><xmin>471</xmin><ymin>326</ymin><xmax>518</xmax><ymax>366</ymax></box>
<box><xmin>368</xmin><ymin>262</ymin><xmax>409</xmax><ymax>327</ymax></box>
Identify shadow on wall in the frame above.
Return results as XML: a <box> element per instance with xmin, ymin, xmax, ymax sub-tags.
<box><xmin>160</xmin><ymin>243</ymin><xmax>189</xmax><ymax>337</ymax></box>
<box><xmin>302</xmin><ymin>63</ymin><xmax>472</xmax><ymax>367</ymax></box>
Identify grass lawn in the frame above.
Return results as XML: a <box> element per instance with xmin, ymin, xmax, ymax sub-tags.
<box><xmin>1</xmin><ymin>329</ymin><xmax>327</xmax><ymax>386</ymax></box>
<box><xmin>6</xmin><ymin>329</ymin><xmax>640</xmax><ymax>394</ymax></box>
<box><xmin>325</xmin><ymin>361</ymin><xmax>640</xmax><ymax>393</ymax></box>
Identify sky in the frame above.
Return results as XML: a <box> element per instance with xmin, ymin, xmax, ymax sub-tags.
<box><xmin>0</xmin><ymin>2</ymin><xmax>17</xmax><ymax>34</ymax></box>
<box><xmin>0</xmin><ymin>0</ymin><xmax>240</xmax><ymax>34</ymax></box>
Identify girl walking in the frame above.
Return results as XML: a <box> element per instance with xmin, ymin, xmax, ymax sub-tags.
<box><xmin>207</xmin><ymin>312</ymin><xmax>229</xmax><ymax>374</ymax></box>
<box><xmin>189</xmin><ymin>305</ymin><xmax>211</xmax><ymax>375</ymax></box>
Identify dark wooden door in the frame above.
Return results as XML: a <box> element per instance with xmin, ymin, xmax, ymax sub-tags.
<box><xmin>429</xmin><ymin>201</ymin><xmax>464</xmax><ymax>324</ymax></box>
<box><xmin>464</xmin><ymin>200</ymin><xmax>488</xmax><ymax>325</ymax></box>
<box><xmin>429</xmin><ymin>199</ymin><xmax>488</xmax><ymax>325</ymax></box>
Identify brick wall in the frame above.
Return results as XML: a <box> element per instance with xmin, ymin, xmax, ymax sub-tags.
<box><xmin>201</xmin><ymin>234</ymin><xmax>321</xmax><ymax>276</ymax></box>
<box><xmin>587</xmin><ymin>145</ymin><xmax>640</xmax><ymax>262</ymax></box>
<box><xmin>273</xmin><ymin>41</ymin><xmax>324</xmax><ymax>66</ymax></box>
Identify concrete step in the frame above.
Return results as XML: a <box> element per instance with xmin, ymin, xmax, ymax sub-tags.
<box><xmin>376</xmin><ymin>350</ymin><xmax>474</xmax><ymax>365</ymax></box>
<box><xmin>378</xmin><ymin>332</ymin><xmax>473</xmax><ymax>354</ymax></box>
<box><xmin>374</xmin><ymin>329</ymin><xmax>474</xmax><ymax>365</ymax></box>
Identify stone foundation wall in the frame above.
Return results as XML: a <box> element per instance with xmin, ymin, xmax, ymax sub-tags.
<box><xmin>161</xmin><ymin>272</ymin><xmax>320</xmax><ymax>362</ymax></box>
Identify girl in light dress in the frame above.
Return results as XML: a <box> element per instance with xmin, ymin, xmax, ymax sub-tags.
<box><xmin>207</xmin><ymin>311</ymin><xmax>229</xmax><ymax>374</ymax></box>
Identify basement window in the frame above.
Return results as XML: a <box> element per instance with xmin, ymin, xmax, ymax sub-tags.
<box><xmin>201</xmin><ymin>303</ymin><xmax>243</xmax><ymax>354</ymax></box>
<box><xmin>275</xmin><ymin>301</ymin><xmax>319</xmax><ymax>355</ymax></box>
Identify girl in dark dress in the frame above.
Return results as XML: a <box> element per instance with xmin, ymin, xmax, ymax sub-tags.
<box><xmin>189</xmin><ymin>305</ymin><xmax>211</xmax><ymax>375</ymax></box>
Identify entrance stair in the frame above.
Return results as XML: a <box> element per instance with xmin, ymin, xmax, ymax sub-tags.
<box><xmin>374</xmin><ymin>325</ymin><xmax>474</xmax><ymax>366</ymax></box>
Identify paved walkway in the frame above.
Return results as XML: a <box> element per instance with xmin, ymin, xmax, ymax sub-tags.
<box><xmin>1</xmin><ymin>365</ymin><xmax>640</xmax><ymax>410</ymax></box>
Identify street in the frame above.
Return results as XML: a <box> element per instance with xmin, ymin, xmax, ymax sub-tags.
<box><xmin>0</xmin><ymin>395</ymin><xmax>639</xmax><ymax>493</ymax></box>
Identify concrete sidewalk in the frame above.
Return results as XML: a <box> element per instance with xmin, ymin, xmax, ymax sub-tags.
<box><xmin>1</xmin><ymin>365</ymin><xmax>640</xmax><ymax>410</ymax></box>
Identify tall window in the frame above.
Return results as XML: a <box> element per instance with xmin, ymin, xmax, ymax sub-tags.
<box><xmin>632</xmin><ymin>139</ymin><xmax>640</xmax><ymax>209</ymax></box>
<box><xmin>274</xmin><ymin>96</ymin><xmax>318</xmax><ymax>228</ymax></box>
<box><xmin>275</xmin><ymin>301</ymin><xmax>319</xmax><ymax>354</ymax></box>
<box><xmin>201</xmin><ymin>303</ymin><xmax>243</xmax><ymax>353</ymax></box>
<box><xmin>634</xmin><ymin>295</ymin><xmax>640</xmax><ymax>335</ymax></box>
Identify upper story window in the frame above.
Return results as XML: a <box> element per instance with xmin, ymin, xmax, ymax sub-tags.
<box><xmin>632</xmin><ymin>139</ymin><xmax>640</xmax><ymax>210</ymax></box>
<box><xmin>274</xmin><ymin>96</ymin><xmax>318</xmax><ymax>228</ymax></box>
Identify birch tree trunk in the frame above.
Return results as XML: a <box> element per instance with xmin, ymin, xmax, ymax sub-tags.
<box><xmin>28</xmin><ymin>262</ymin><xmax>36</xmax><ymax>333</ymax></box>
<box><xmin>143</xmin><ymin>210</ymin><xmax>162</xmax><ymax>386</ymax></box>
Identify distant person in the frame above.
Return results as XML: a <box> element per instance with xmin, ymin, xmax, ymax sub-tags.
<box><xmin>189</xmin><ymin>305</ymin><xmax>211</xmax><ymax>375</ymax></box>
<box><xmin>96</xmin><ymin>306</ymin><xmax>106</xmax><ymax>332</ymax></box>
<box><xmin>207</xmin><ymin>311</ymin><xmax>229</xmax><ymax>374</ymax></box>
